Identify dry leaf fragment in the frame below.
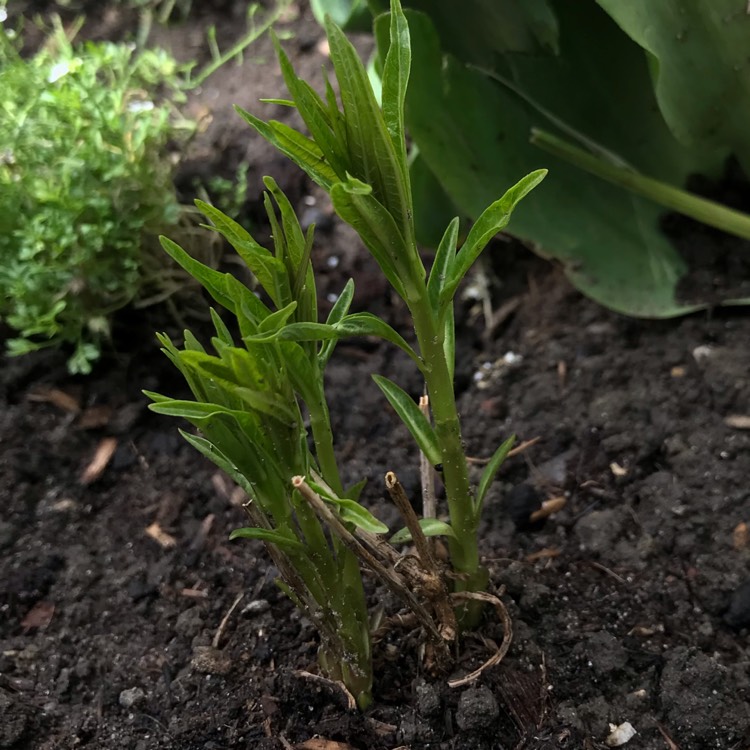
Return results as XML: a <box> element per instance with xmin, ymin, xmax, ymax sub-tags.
<box><xmin>80</xmin><ymin>437</ymin><xmax>118</xmax><ymax>484</ymax></box>
<box><xmin>725</xmin><ymin>415</ymin><xmax>750</xmax><ymax>430</ymax></box>
<box><xmin>145</xmin><ymin>522</ymin><xmax>177</xmax><ymax>549</ymax></box>
<box><xmin>27</xmin><ymin>387</ymin><xmax>80</xmax><ymax>413</ymax></box>
<box><xmin>21</xmin><ymin>600</ymin><xmax>55</xmax><ymax>631</ymax></box>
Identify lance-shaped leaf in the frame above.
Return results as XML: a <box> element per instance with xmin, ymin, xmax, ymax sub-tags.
<box><xmin>229</xmin><ymin>527</ymin><xmax>305</xmax><ymax>553</ymax></box>
<box><xmin>330</xmin><ymin>178</ymin><xmax>411</xmax><ymax>299</ymax></box>
<box><xmin>441</xmin><ymin>170</ymin><xmax>547</xmax><ymax>305</ymax></box>
<box><xmin>320</xmin><ymin>278</ymin><xmax>355</xmax><ymax>366</ymax></box>
<box><xmin>235</xmin><ymin>108</ymin><xmax>339</xmax><ymax>190</ymax></box>
<box><xmin>308</xmin><ymin>479</ymin><xmax>389</xmax><ymax>534</ymax></box>
<box><xmin>390</xmin><ymin>517</ymin><xmax>456</xmax><ymax>544</ymax></box>
<box><xmin>427</xmin><ymin>215</ymin><xmax>459</xmax><ymax>311</ymax></box>
<box><xmin>325</xmin><ymin>14</ymin><xmax>413</xmax><ymax>240</ymax></box>
<box><xmin>371</xmin><ymin>374</ymin><xmax>441</xmax><ymax>466</ymax></box>
<box><xmin>474</xmin><ymin>434</ymin><xmax>515</xmax><ymax>516</ymax></box>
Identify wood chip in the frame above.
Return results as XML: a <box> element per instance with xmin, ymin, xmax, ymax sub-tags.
<box><xmin>525</xmin><ymin>547</ymin><xmax>561</xmax><ymax>562</ymax></box>
<box><xmin>670</xmin><ymin>366</ymin><xmax>686</xmax><ymax>378</ymax></box>
<box><xmin>529</xmin><ymin>495</ymin><xmax>567</xmax><ymax>522</ymax></box>
<box><xmin>145</xmin><ymin>522</ymin><xmax>177</xmax><ymax>549</ymax></box>
<box><xmin>80</xmin><ymin>437</ymin><xmax>118</xmax><ymax>484</ymax></box>
<box><xmin>733</xmin><ymin>522</ymin><xmax>749</xmax><ymax>550</ymax></box>
<box><xmin>725</xmin><ymin>414</ymin><xmax>750</xmax><ymax>430</ymax></box>
<box><xmin>180</xmin><ymin>588</ymin><xmax>209</xmax><ymax>599</ymax></box>
<box><xmin>21</xmin><ymin>601</ymin><xmax>55</xmax><ymax>631</ymax></box>
<box><xmin>27</xmin><ymin>387</ymin><xmax>80</xmax><ymax>413</ymax></box>
<box><xmin>296</xmin><ymin>740</ymin><xmax>355</xmax><ymax>750</ymax></box>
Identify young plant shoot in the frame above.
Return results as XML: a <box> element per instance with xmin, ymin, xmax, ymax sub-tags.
<box><xmin>148</xmin><ymin>0</ymin><xmax>544</xmax><ymax>706</ymax></box>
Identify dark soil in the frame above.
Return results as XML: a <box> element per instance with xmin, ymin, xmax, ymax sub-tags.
<box><xmin>3</xmin><ymin>4</ymin><xmax>750</xmax><ymax>750</ymax></box>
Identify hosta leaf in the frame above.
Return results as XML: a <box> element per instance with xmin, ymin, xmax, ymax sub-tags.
<box><xmin>371</xmin><ymin>374</ymin><xmax>441</xmax><ymax>466</ymax></box>
<box><xmin>390</xmin><ymin>517</ymin><xmax>456</xmax><ymax>544</ymax></box>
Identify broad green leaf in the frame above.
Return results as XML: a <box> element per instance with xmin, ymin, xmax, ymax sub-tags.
<box><xmin>390</xmin><ymin>517</ymin><xmax>456</xmax><ymax>544</ymax></box>
<box><xmin>235</xmin><ymin>108</ymin><xmax>339</xmax><ymax>190</ymax></box>
<box><xmin>442</xmin><ymin>170</ymin><xmax>546</xmax><ymax>304</ymax></box>
<box><xmin>474</xmin><ymin>434</ymin><xmax>515</xmax><ymax>516</ymax></box>
<box><xmin>402</xmin><ymin>5</ymin><xmax>730</xmax><ymax>317</ymax></box>
<box><xmin>229</xmin><ymin>526</ymin><xmax>305</xmax><ymax>553</ymax></box>
<box><xmin>371</xmin><ymin>374</ymin><xmax>441</xmax><ymax>465</ymax></box>
<box><xmin>597</xmin><ymin>0</ymin><xmax>750</xmax><ymax>173</ymax></box>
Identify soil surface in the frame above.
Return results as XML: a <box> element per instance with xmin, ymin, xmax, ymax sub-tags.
<box><xmin>3</xmin><ymin>3</ymin><xmax>750</xmax><ymax>750</ymax></box>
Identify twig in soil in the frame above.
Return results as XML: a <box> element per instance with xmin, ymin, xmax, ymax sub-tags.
<box><xmin>386</xmin><ymin>471</ymin><xmax>457</xmax><ymax>643</ymax></box>
<box><xmin>466</xmin><ymin>437</ymin><xmax>541</xmax><ymax>464</ymax></box>
<box><xmin>583</xmin><ymin>560</ymin><xmax>628</xmax><ymax>586</ymax></box>
<box><xmin>447</xmin><ymin>590</ymin><xmax>513</xmax><ymax>688</ymax></box>
<box><xmin>80</xmin><ymin>436</ymin><xmax>118</xmax><ymax>484</ymax></box>
<box><xmin>294</xmin><ymin>670</ymin><xmax>357</xmax><ymax>711</ymax></box>
<box><xmin>656</xmin><ymin>723</ymin><xmax>682</xmax><ymax>750</ymax></box>
<box><xmin>212</xmin><ymin>592</ymin><xmax>244</xmax><ymax>649</ymax></box>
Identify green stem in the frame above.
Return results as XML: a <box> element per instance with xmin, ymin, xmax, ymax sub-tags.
<box><xmin>531</xmin><ymin>128</ymin><xmax>750</xmax><ymax>242</ymax></box>
<box><xmin>410</xmin><ymin>296</ymin><xmax>482</xmax><ymax>590</ymax></box>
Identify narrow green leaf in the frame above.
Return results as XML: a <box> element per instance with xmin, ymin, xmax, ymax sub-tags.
<box><xmin>442</xmin><ymin>170</ymin><xmax>547</xmax><ymax>303</ymax></box>
<box><xmin>197</xmin><ymin>198</ymin><xmax>289</xmax><ymax>306</ymax></box>
<box><xmin>210</xmin><ymin>308</ymin><xmax>234</xmax><ymax>347</ymax></box>
<box><xmin>325</xmin><ymin>14</ymin><xmax>413</xmax><ymax>237</ymax></box>
<box><xmin>326</xmin><ymin>279</ymin><xmax>355</xmax><ymax>327</ymax></box>
<box><xmin>337</xmin><ymin>313</ymin><xmax>424</xmax><ymax>372</ymax></box>
<box><xmin>330</xmin><ymin>179</ymin><xmax>409</xmax><ymax>299</ymax></box>
<box><xmin>229</xmin><ymin>526</ymin><xmax>304</xmax><ymax>553</ymax></box>
<box><xmin>475</xmin><ymin>434</ymin><xmax>516</xmax><ymax>515</ymax></box>
<box><xmin>160</xmin><ymin>236</ymin><xmax>235</xmax><ymax>313</ymax></box>
<box><xmin>371</xmin><ymin>374</ymin><xmax>441</xmax><ymax>465</ymax></box>
<box><xmin>345</xmin><ymin>476</ymin><xmax>368</xmax><ymax>503</ymax></box>
<box><xmin>183</xmin><ymin>329</ymin><xmax>206</xmax><ymax>353</ymax></box>
<box><xmin>258</xmin><ymin>301</ymin><xmax>298</xmax><ymax>334</ymax></box>
<box><xmin>390</xmin><ymin>517</ymin><xmax>456</xmax><ymax>544</ymax></box>
<box><xmin>273</xmin><ymin>37</ymin><xmax>347</xmax><ymax>177</ymax></box>
<box><xmin>338</xmin><ymin>498</ymin><xmax>389</xmax><ymax>534</ymax></box>
<box><xmin>427</xmin><ymin>216</ymin><xmax>459</xmax><ymax>310</ymax></box>
<box><xmin>148</xmin><ymin>399</ymin><xmax>231</xmax><ymax>421</ymax></box>
<box><xmin>380</xmin><ymin>0</ymin><xmax>411</xmax><ymax>167</ymax></box>
<box><xmin>235</xmin><ymin>107</ymin><xmax>338</xmax><ymax>190</ymax></box>
<box><xmin>319</xmin><ymin>278</ymin><xmax>355</xmax><ymax>366</ymax></box>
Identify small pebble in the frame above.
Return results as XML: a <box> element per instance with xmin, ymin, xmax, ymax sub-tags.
<box><xmin>242</xmin><ymin>599</ymin><xmax>270</xmax><ymax>617</ymax></box>
<box><xmin>119</xmin><ymin>687</ymin><xmax>146</xmax><ymax>709</ymax></box>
